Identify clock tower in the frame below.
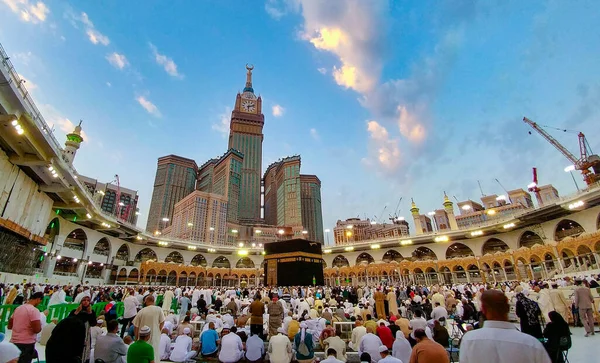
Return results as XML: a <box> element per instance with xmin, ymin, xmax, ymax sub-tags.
<box><xmin>228</xmin><ymin>65</ymin><xmax>264</xmax><ymax>223</ymax></box>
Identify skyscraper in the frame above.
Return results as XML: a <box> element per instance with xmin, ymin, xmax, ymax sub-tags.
<box><xmin>300</xmin><ymin>174</ymin><xmax>324</xmax><ymax>243</ymax></box>
<box><xmin>228</xmin><ymin>65</ymin><xmax>264</xmax><ymax>223</ymax></box>
<box><xmin>209</xmin><ymin>149</ymin><xmax>243</xmax><ymax>223</ymax></box>
<box><xmin>146</xmin><ymin>155</ymin><xmax>198</xmax><ymax>234</ymax></box>
<box><xmin>263</xmin><ymin>156</ymin><xmax>302</xmax><ymax>227</ymax></box>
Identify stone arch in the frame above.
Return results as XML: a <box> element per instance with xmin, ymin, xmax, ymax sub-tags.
<box><xmin>412</xmin><ymin>247</ymin><xmax>437</xmax><ymax>261</ymax></box>
<box><xmin>212</xmin><ymin>256</ymin><xmax>231</xmax><ymax>268</ymax></box>
<box><xmin>178</xmin><ymin>271</ymin><xmax>188</xmax><ymax>286</ymax></box>
<box><xmin>482</xmin><ymin>238</ymin><xmax>510</xmax><ymax>255</ymax></box>
<box><xmin>118</xmin><ymin>267</ymin><xmax>127</xmax><ymax>282</ymax></box>
<box><xmin>92</xmin><ymin>238</ymin><xmax>111</xmax><ymax>257</ymax></box>
<box><xmin>115</xmin><ymin>244</ymin><xmax>130</xmax><ymax>262</ymax></box>
<box><xmin>356</xmin><ymin>252</ymin><xmax>375</xmax><ymax>265</ymax></box>
<box><xmin>554</xmin><ymin>219</ymin><xmax>585</xmax><ymax>241</ymax></box>
<box><xmin>128</xmin><ymin>268</ymin><xmax>139</xmax><ymax>281</ymax></box>
<box><xmin>332</xmin><ymin>255</ymin><xmax>350</xmax><ymax>268</ymax></box>
<box><xmin>191</xmin><ymin>254</ymin><xmax>208</xmax><ymax>267</ymax></box>
<box><xmin>595</xmin><ymin>240</ymin><xmax>600</xmax><ymax>252</ymax></box>
<box><xmin>236</xmin><ymin>257</ymin><xmax>255</xmax><ymax>268</ymax></box>
<box><xmin>134</xmin><ymin>248</ymin><xmax>158</xmax><ymax>263</ymax></box>
<box><xmin>382</xmin><ymin>250</ymin><xmax>403</xmax><ymax>263</ymax></box>
<box><xmin>518</xmin><ymin>231</ymin><xmax>544</xmax><ymax>248</ymax></box>
<box><xmin>577</xmin><ymin>245</ymin><xmax>592</xmax><ymax>255</ymax></box>
<box><xmin>165</xmin><ymin>251</ymin><xmax>184</xmax><ymax>264</ymax></box>
<box><xmin>167</xmin><ymin>271</ymin><xmax>177</xmax><ymax>285</ymax></box>
<box><xmin>145</xmin><ymin>269</ymin><xmax>156</xmax><ymax>283</ymax></box>
<box><xmin>45</xmin><ymin>218</ymin><xmax>60</xmax><ymax>244</ymax></box>
<box><xmin>446</xmin><ymin>243</ymin><xmax>474</xmax><ymax>259</ymax></box>
<box><xmin>63</xmin><ymin>228</ymin><xmax>87</xmax><ymax>257</ymax></box>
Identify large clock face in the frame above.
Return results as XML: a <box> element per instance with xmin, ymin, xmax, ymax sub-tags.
<box><xmin>241</xmin><ymin>100</ymin><xmax>256</xmax><ymax>113</ymax></box>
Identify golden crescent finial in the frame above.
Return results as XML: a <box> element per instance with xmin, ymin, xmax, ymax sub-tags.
<box><xmin>246</xmin><ymin>63</ymin><xmax>254</xmax><ymax>71</ymax></box>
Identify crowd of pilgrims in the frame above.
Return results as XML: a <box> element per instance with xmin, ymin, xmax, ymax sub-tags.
<box><xmin>0</xmin><ymin>274</ymin><xmax>597</xmax><ymax>363</ymax></box>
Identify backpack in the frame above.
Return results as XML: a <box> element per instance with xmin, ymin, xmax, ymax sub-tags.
<box><xmin>297</xmin><ymin>339</ymin><xmax>310</xmax><ymax>356</ymax></box>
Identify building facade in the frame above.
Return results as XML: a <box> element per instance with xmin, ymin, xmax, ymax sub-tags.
<box><xmin>263</xmin><ymin>156</ymin><xmax>302</xmax><ymax>227</ymax></box>
<box><xmin>146</xmin><ymin>155</ymin><xmax>198</xmax><ymax>234</ymax></box>
<box><xmin>79</xmin><ymin>175</ymin><xmax>139</xmax><ymax>225</ymax></box>
<box><xmin>228</xmin><ymin>65</ymin><xmax>264</xmax><ymax>224</ymax></box>
<box><xmin>166</xmin><ymin>190</ymin><xmax>229</xmax><ymax>245</ymax></box>
<box><xmin>300</xmin><ymin>174</ymin><xmax>324</xmax><ymax>243</ymax></box>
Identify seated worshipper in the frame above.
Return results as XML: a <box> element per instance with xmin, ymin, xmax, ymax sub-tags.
<box><xmin>176</xmin><ymin>316</ymin><xmax>196</xmax><ymax>337</ymax></box>
<box><xmin>320</xmin><ymin>320</ymin><xmax>337</xmax><ymax>345</ymax></box>
<box><xmin>364</xmin><ymin>314</ymin><xmax>378</xmax><ymax>333</ymax></box>
<box><xmin>287</xmin><ymin>315</ymin><xmax>300</xmax><ymax>340</ymax></box>
<box><xmin>323</xmin><ymin>333</ymin><xmax>347</xmax><ymax>362</ymax></box>
<box><xmin>515</xmin><ymin>291</ymin><xmax>544</xmax><ymax>339</ymax></box>
<box><xmin>127</xmin><ymin>325</ymin><xmax>155</xmax><ymax>363</ymax></box>
<box><xmin>394</xmin><ymin>314</ymin><xmax>410</xmax><ymax>339</ymax></box>
<box><xmin>359</xmin><ymin>326</ymin><xmax>384</xmax><ymax>363</ymax></box>
<box><xmin>159</xmin><ymin>327</ymin><xmax>172</xmax><ymax>361</ymax></box>
<box><xmin>432</xmin><ymin>320</ymin><xmax>449</xmax><ymax>348</ymax></box>
<box><xmin>294</xmin><ymin>322</ymin><xmax>315</xmax><ymax>363</ymax></box>
<box><xmin>409</xmin><ymin>329</ymin><xmax>449</xmax><ymax>363</ymax></box>
<box><xmin>219</xmin><ymin>325</ymin><xmax>244</xmax><ymax>363</ymax></box>
<box><xmin>430</xmin><ymin>302</ymin><xmax>448</xmax><ymax>322</ymax></box>
<box><xmin>269</xmin><ymin>327</ymin><xmax>293</xmax><ymax>363</ymax></box>
<box><xmin>377</xmin><ymin>321</ymin><xmax>394</xmax><ymax>349</ymax></box>
<box><xmin>360</xmin><ymin>352</ymin><xmax>373</xmax><ymax>363</ymax></box>
<box><xmin>283</xmin><ymin>312</ymin><xmax>293</xmax><ymax>332</ymax></box>
<box><xmin>543</xmin><ymin>311</ymin><xmax>572</xmax><ymax>363</ymax></box>
<box><xmin>170</xmin><ymin>327</ymin><xmax>197</xmax><ymax>362</ymax></box>
<box><xmin>40</xmin><ymin>319</ymin><xmax>57</xmax><ymax>346</ymax></box>
<box><xmin>378</xmin><ymin>344</ymin><xmax>403</xmax><ymax>363</ymax></box>
<box><xmin>90</xmin><ymin>319</ymin><xmax>105</xmax><ymax>348</ymax></box>
<box><xmin>237</xmin><ymin>313</ymin><xmax>250</xmax><ymax>328</ymax></box>
<box><xmin>166</xmin><ymin>310</ymin><xmax>179</xmax><ymax>327</ymax></box>
<box><xmin>94</xmin><ymin>320</ymin><xmax>128</xmax><ymax>363</ymax></box>
<box><xmin>322</xmin><ymin>348</ymin><xmax>345</xmax><ymax>363</ymax></box>
<box><xmin>199</xmin><ymin>322</ymin><xmax>220</xmax><ymax>357</ymax></box>
<box><xmin>223</xmin><ymin>310</ymin><xmax>235</xmax><ymax>328</ymax></box>
<box><xmin>245</xmin><ymin>332</ymin><xmax>265</xmax><ymax>363</ymax></box>
<box><xmin>350</xmin><ymin>319</ymin><xmax>367</xmax><ymax>351</ymax></box>
<box><xmin>392</xmin><ymin>331</ymin><xmax>412</xmax><ymax>363</ymax></box>
<box><xmin>0</xmin><ymin>340</ymin><xmax>21</xmax><ymax>363</ymax></box>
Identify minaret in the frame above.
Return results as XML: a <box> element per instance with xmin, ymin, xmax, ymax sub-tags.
<box><xmin>443</xmin><ymin>191</ymin><xmax>459</xmax><ymax>230</ymax></box>
<box><xmin>63</xmin><ymin>120</ymin><xmax>84</xmax><ymax>166</ymax></box>
<box><xmin>410</xmin><ymin>198</ymin><xmax>423</xmax><ymax>235</ymax></box>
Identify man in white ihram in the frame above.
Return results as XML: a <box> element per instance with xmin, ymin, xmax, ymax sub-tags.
<box><xmin>169</xmin><ymin>327</ymin><xmax>196</xmax><ymax>362</ymax></box>
<box><xmin>268</xmin><ymin>327</ymin><xmax>292</xmax><ymax>363</ymax></box>
<box><xmin>460</xmin><ymin>290</ymin><xmax>550</xmax><ymax>363</ymax></box>
<box><xmin>219</xmin><ymin>324</ymin><xmax>244</xmax><ymax>363</ymax></box>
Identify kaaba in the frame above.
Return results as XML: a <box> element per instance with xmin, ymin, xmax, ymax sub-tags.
<box><xmin>263</xmin><ymin>238</ymin><xmax>324</xmax><ymax>286</ymax></box>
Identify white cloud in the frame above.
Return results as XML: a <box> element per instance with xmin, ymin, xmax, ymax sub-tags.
<box><xmin>265</xmin><ymin>0</ymin><xmax>288</xmax><ymax>20</ymax></box>
<box><xmin>13</xmin><ymin>51</ymin><xmax>33</xmax><ymax>65</ymax></box>
<box><xmin>272</xmin><ymin>104</ymin><xmax>285</xmax><ymax>117</ymax></box>
<box><xmin>106</xmin><ymin>81</ymin><xmax>111</xmax><ymax>87</ymax></box>
<box><xmin>67</xmin><ymin>11</ymin><xmax>110</xmax><ymax>45</ymax></box>
<box><xmin>364</xmin><ymin>120</ymin><xmax>401</xmax><ymax>174</ymax></box>
<box><xmin>18</xmin><ymin>73</ymin><xmax>37</xmax><ymax>90</ymax></box>
<box><xmin>106</xmin><ymin>52</ymin><xmax>128</xmax><ymax>70</ymax></box>
<box><xmin>317</xmin><ymin>67</ymin><xmax>327</xmax><ymax>75</ymax></box>
<box><xmin>136</xmin><ymin>96</ymin><xmax>161</xmax><ymax>117</ymax></box>
<box><xmin>149</xmin><ymin>43</ymin><xmax>183</xmax><ymax>78</ymax></box>
<box><xmin>212</xmin><ymin>107</ymin><xmax>231</xmax><ymax>137</ymax></box>
<box><xmin>296</xmin><ymin>0</ymin><xmax>386</xmax><ymax>94</ymax></box>
<box><xmin>3</xmin><ymin>0</ymin><xmax>49</xmax><ymax>24</ymax></box>
<box><xmin>310</xmin><ymin>128</ymin><xmax>319</xmax><ymax>140</ymax></box>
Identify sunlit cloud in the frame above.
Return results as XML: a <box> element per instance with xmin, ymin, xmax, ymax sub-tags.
<box><xmin>3</xmin><ymin>0</ymin><xmax>49</xmax><ymax>24</ymax></box>
<box><xmin>212</xmin><ymin>107</ymin><xmax>231</xmax><ymax>138</ymax></box>
<box><xmin>38</xmin><ymin>103</ymin><xmax>90</xmax><ymax>142</ymax></box>
<box><xmin>149</xmin><ymin>43</ymin><xmax>183</xmax><ymax>78</ymax></box>
<box><xmin>136</xmin><ymin>95</ymin><xmax>161</xmax><ymax>117</ymax></box>
<box><xmin>317</xmin><ymin>67</ymin><xmax>327</xmax><ymax>75</ymax></box>
<box><xmin>18</xmin><ymin>73</ymin><xmax>37</xmax><ymax>90</ymax></box>
<box><xmin>363</xmin><ymin>120</ymin><xmax>401</xmax><ymax>174</ymax></box>
<box><xmin>310</xmin><ymin>128</ymin><xmax>319</xmax><ymax>141</ymax></box>
<box><xmin>66</xmin><ymin>11</ymin><xmax>110</xmax><ymax>45</ymax></box>
<box><xmin>272</xmin><ymin>104</ymin><xmax>285</xmax><ymax>117</ymax></box>
<box><xmin>106</xmin><ymin>52</ymin><xmax>128</xmax><ymax>70</ymax></box>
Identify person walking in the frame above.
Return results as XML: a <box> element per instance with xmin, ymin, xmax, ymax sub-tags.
<box><xmin>8</xmin><ymin>292</ymin><xmax>43</xmax><ymax>363</ymax></box>
<box><xmin>515</xmin><ymin>292</ymin><xmax>543</xmax><ymax>339</ymax></box>
<box><xmin>121</xmin><ymin>288</ymin><xmax>139</xmax><ymax>338</ymax></box>
<box><xmin>132</xmin><ymin>295</ymin><xmax>165</xmax><ymax>363</ymax></box>
<box><xmin>573</xmin><ymin>278</ymin><xmax>596</xmax><ymax>337</ymax></box>
<box><xmin>249</xmin><ymin>294</ymin><xmax>265</xmax><ymax>338</ymax></box>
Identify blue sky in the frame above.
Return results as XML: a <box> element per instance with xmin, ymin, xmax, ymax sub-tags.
<box><xmin>2</xmin><ymin>0</ymin><xmax>600</xmax><ymax>239</ymax></box>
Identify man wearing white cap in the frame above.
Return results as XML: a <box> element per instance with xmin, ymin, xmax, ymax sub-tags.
<box><xmin>359</xmin><ymin>326</ymin><xmax>384</xmax><ymax>362</ymax></box>
<box><xmin>132</xmin><ymin>295</ymin><xmax>165</xmax><ymax>363</ymax></box>
<box><xmin>219</xmin><ymin>325</ymin><xmax>244</xmax><ymax>363</ymax></box>
<box><xmin>169</xmin><ymin>327</ymin><xmax>196</xmax><ymax>362</ymax></box>
<box><xmin>127</xmin><ymin>326</ymin><xmax>154</xmax><ymax>363</ymax></box>
<box><xmin>268</xmin><ymin>327</ymin><xmax>292</xmax><ymax>363</ymax></box>
<box><xmin>378</xmin><ymin>344</ymin><xmax>402</xmax><ymax>363</ymax></box>
<box><xmin>90</xmin><ymin>319</ymin><xmax>105</xmax><ymax>348</ymax></box>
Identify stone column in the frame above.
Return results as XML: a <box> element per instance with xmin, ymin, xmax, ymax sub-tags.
<box><xmin>501</xmin><ymin>268</ymin><xmax>508</xmax><ymax>282</ymax></box>
<box><xmin>43</xmin><ymin>256</ymin><xmax>57</xmax><ymax>278</ymax></box>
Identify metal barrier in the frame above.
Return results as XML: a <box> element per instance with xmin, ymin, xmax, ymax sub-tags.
<box><xmin>0</xmin><ymin>305</ymin><xmax>18</xmax><ymax>333</ymax></box>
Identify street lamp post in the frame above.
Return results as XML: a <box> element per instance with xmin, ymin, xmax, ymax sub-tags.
<box><xmin>564</xmin><ymin>165</ymin><xmax>580</xmax><ymax>191</ymax></box>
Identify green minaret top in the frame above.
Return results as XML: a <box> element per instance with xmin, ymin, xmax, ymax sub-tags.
<box><xmin>410</xmin><ymin>198</ymin><xmax>420</xmax><ymax>215</ymax></box>
<box><xmin>443</xmin><ymin>191</ymin><xmax>453</xmax><ymax>209</ymax></box>
<box><xmin>66</xmin><ymin>120</ymin><xmax>84</xmax><ymax>144</ymax></box>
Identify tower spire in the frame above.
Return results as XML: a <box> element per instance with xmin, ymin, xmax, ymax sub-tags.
<box><xmin>244</xmin><ymin>64</ymin><xmax>254</xmax><ymax>93</ymax></box>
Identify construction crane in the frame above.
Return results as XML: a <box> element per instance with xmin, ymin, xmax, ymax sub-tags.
<box><xmin>527</xmin><ymin>167</ymin><xmax>543</xmax><ymax>207</ymax></box>
<box><xmin>523</xmin><ymin>117</ymin><xmax>600</xmax><ymax>185</ymax></box>
<box><xmin>114</xmin><ymin>174</ymin><xmax>122</xmax><ymax>219</ymax></box>
<box><xmin>389</xmin><ymin>197</ymin><xmax>403</xmax><ymax>223</ymax></box>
